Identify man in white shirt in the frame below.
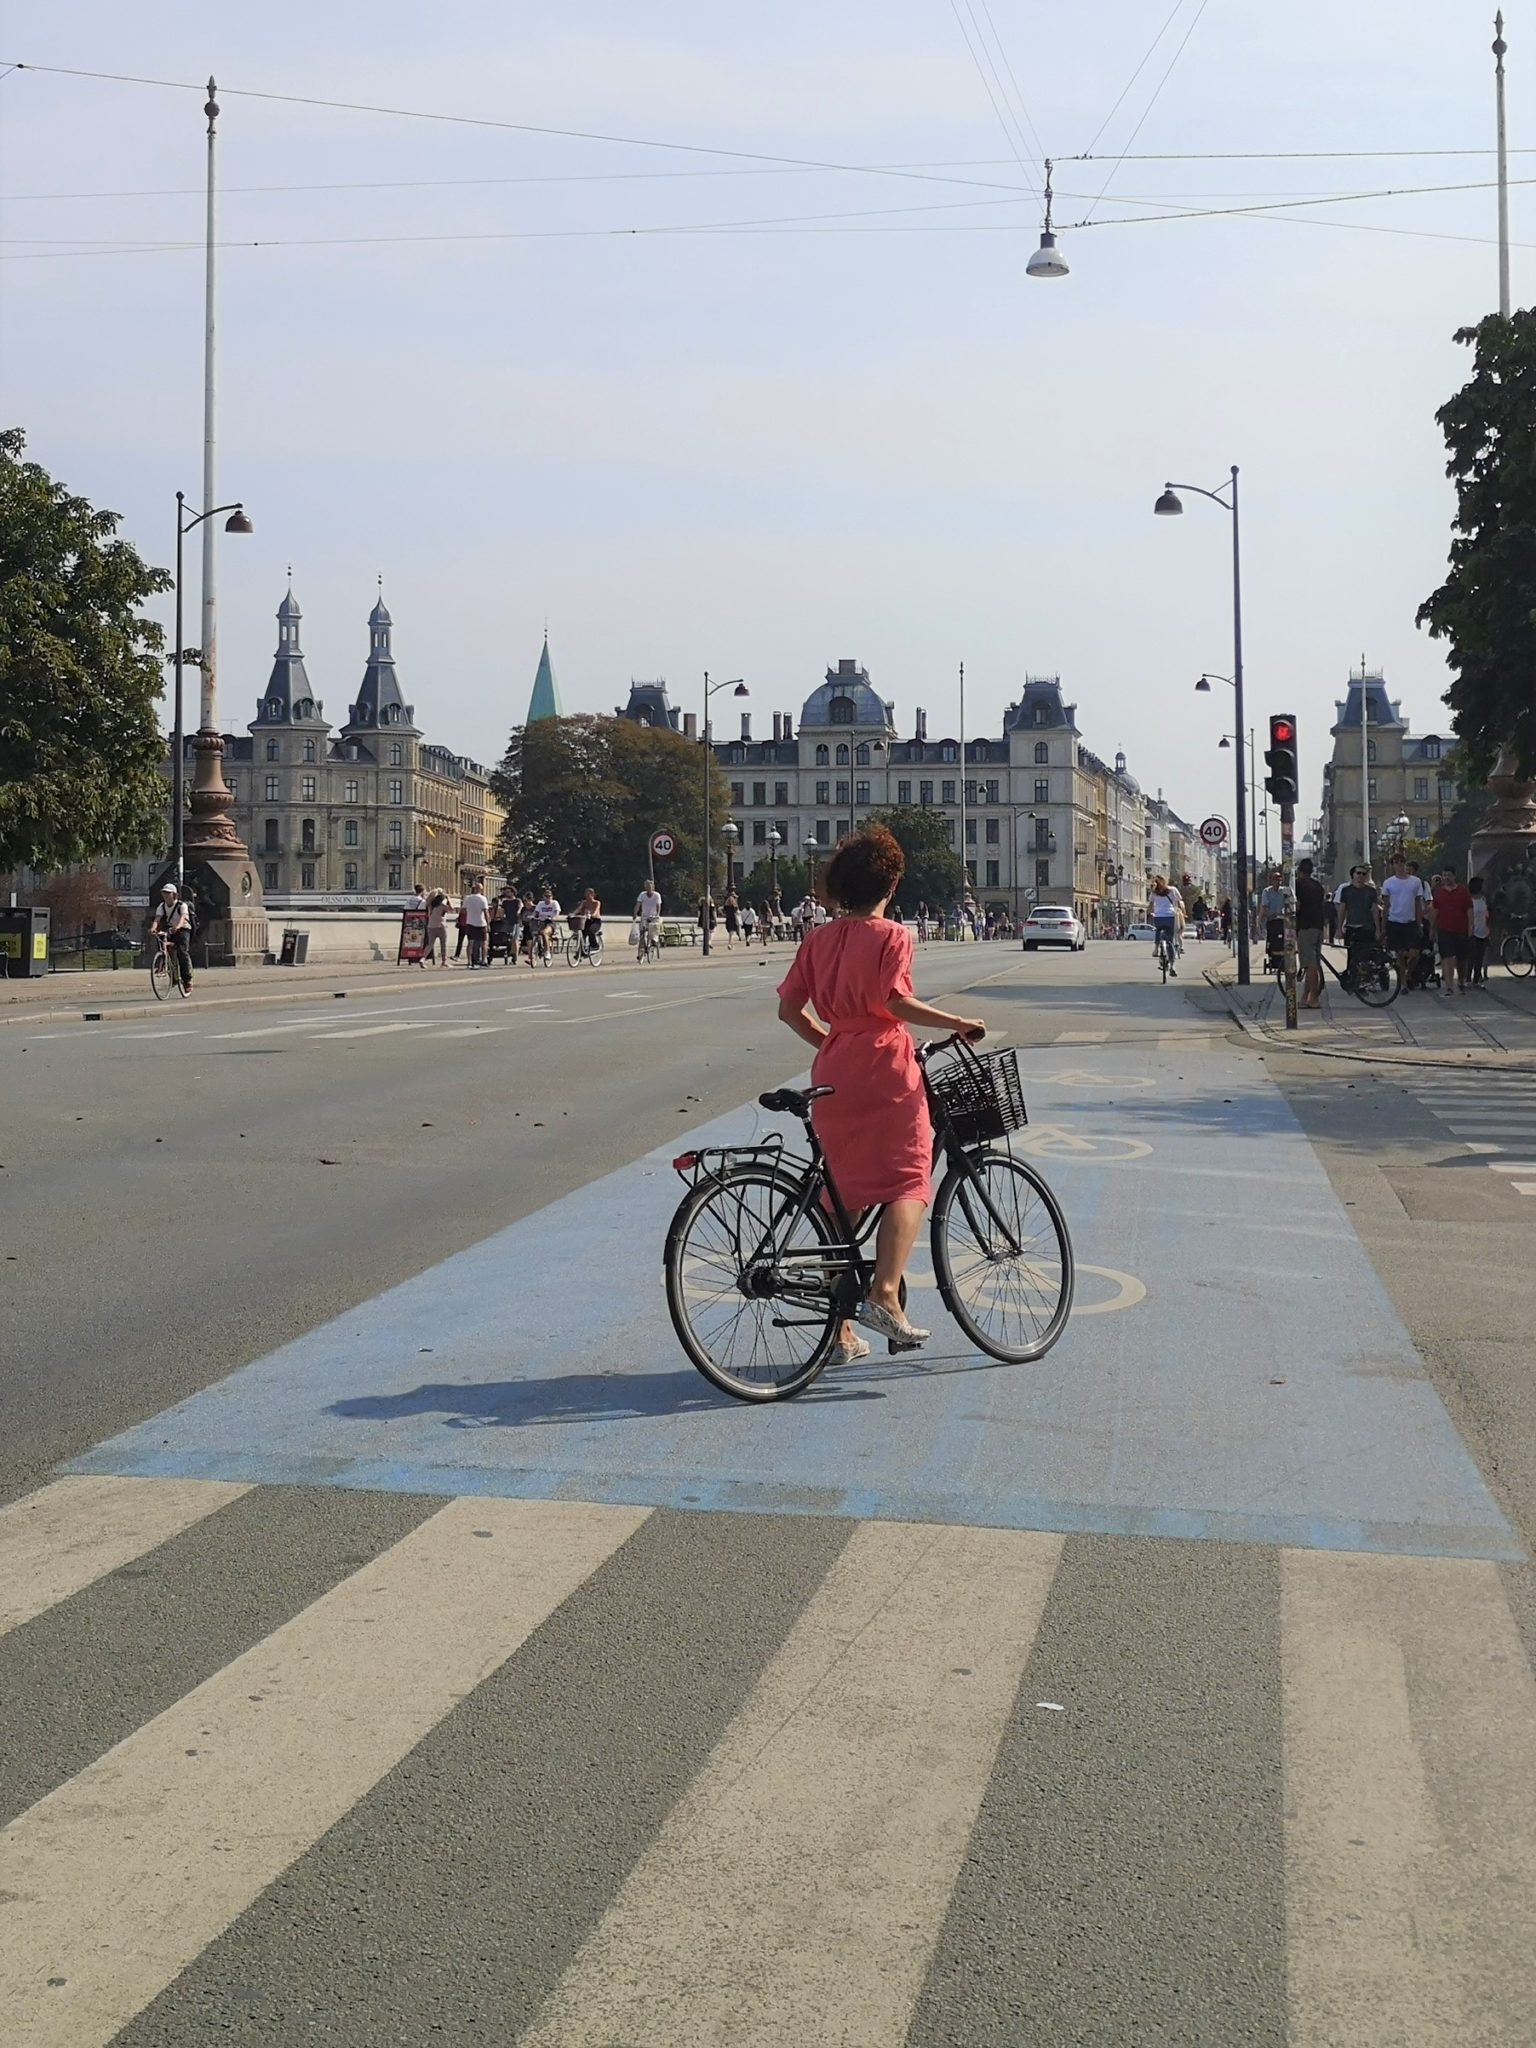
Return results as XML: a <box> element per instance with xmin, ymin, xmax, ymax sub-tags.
<box><xmin>148</xmin><ymin>882</ymin><xmax>194</xmax><ymax>993</ymax></box>
<box><xmin>635</xmin><ymin>884</ymin><xmax>662</xmax><ymax>926</ymax></box>
<box><xmin>461</xmin><ymin>879</ymin><xmax>490</xmax><ymax>968</ymax></box>
<box><xmin>1379</xmin><ymin>853</ymin><xmax>1429</xmax><ymax>981</ymax></box>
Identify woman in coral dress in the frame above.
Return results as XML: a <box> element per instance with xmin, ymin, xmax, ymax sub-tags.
<box><xmin>777</xmin><ymin>825</ymin><xmax>984</xmax><ymax>1354</ymax></box>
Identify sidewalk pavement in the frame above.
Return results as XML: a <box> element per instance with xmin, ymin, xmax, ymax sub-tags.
<box><xmin>1204</xmin><ymin>948</ymin><xmax>1536</xmax><ymax>1068</ymax></box>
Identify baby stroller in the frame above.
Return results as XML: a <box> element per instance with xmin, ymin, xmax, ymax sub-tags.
<box><xmin>1405</xmin><ymin>930</ymin><xmax>1440</xmax><ymax>990</ymax></box>
<box><xmin>1264</xmin><ymin>918</ymin><xmax>1286</xmax><ymax>977</ymax></box>
<box><xmin>485</xmin><ymin>915</ymin><xmax>517</xmax><ymax>965</ymax></box>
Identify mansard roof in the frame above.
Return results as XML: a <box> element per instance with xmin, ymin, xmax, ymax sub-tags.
<box><xmin>1332</xmin><ymin>674</ymin><xmax>1404</xmax><ymax>732</ymax></box>
<box><xmin>254</xmin><ymin>585</ymin><xmax>329</xmax><ymax>730</ymax></box>
<box><xmin>344</xmin><ymin>587</ymin><xmax>418</xmax><ymax>736</ymax></box>
<box><xmin>798</xmin><ymin>660</ymin><xmax>896</xmax><ymax>732</ymax></box>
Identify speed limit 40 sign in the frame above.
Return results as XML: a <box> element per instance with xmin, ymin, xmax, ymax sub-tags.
<box><xmin>1198</xmin><ymin>816</ymin><xmax>1229</xmax><ymax>848</ymax></box>
<box><xmin>650</xmin><ymin>830</ymin><xmax>678</xmax><ymax>861</ymax></box>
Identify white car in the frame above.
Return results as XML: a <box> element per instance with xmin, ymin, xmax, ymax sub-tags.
<box><xmin>1126</xmin><ymin>922</ymin><xmax>1157</xmax><ymax>941</ymax></box>
<box><xmin>1022</xmin><ymin>906</ymin><xmax>1085</xmax><ymax>951</ymax></box>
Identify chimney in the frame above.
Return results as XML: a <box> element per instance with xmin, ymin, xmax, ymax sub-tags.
<box><xmin>838</xmin><ymin>658</ymin><xmax>856</xmax><ymax>676</ymax></box>
<box><xmin>740</xmin><ymin>712</ymin><xmax>752</xmax><ymax>742</ymax></box>
<box><xmin>684</xmin><ymin>712</ymin><xmax>698</xmax><ymax>740</ymax></box>
<box><xmin>915</xmin><ymin>708</ymin><xmax>928</xmax><ymax>742</ymax></box>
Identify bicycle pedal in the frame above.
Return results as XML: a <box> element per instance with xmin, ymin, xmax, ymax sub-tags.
<box><xmin>886</xmin><ymin>1336</ymin><xmax>925</xmax><ymax>1355</ymax></box>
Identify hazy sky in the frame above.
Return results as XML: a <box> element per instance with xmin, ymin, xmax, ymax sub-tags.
<box><xmin>1</xmin><ymin>2</ymin><xmax>1516</xmax><ymax>827</ymax></box>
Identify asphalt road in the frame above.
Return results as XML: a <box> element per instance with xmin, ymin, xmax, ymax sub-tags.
<box><xmin>3</xmin><ymin>937</ymin><xmax>1534</xmax><ymax>2048</ymax></box>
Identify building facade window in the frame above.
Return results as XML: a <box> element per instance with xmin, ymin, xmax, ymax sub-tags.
<box><xmin>829</xmin><ymin>697</ymin><xmax>855</xmax><ymax>724</ymax></box>
<box><xmin>942</xmin><ymin>779</ymin><xmax>956</xmax><ymax>803</ymax></box>
<box><xmin>855</xmin><ymin>743</ymin><xmax>870</xmax><ymax>766</ymax></box>
<box><xmin>344</xmin><ymin>862</ymin><xmax>359</xmax><ymax>890</ymax></box>
<box><xmin>263</xmin><ymin>862</ymin><xmax>278</xmax><ymax>888</ymax></box>
<box><xmin>752</xmin><ymin>820</ymin><xmax>766</xmax><ymax>844</ymax></box>
<box><xmin>1036</xmin><ymin>858</ymin><xmax>1051</xmax><ymax>888</ymax></box>
<box><xmin>112</xmin><ymin>862</ymin><xmax>131</xmax><ymax>890</ymax></box>
<box><xmin>387</xmin><ymin>778</ymin><xmax>403</xmax><ymax>804</ymax></box>
<box><xmin>896</xmin><ymin>779</ymin><xmax>911</xmax><ymax>803</ymax></box>
<box><xmin>1424</xmin><ymin>738</ymin><xmax>1441</xmax><ymax>760</ymax></box>
<box><xmin>1367</xmin><ymin>739</ymin><xmax>1378</xmax><ymax>763</ymax></box>
<box><xmin>776</xmin><ymin>819</ymin><xmax>789</xmax><ymax>842</ymax></box>
<box><xmin>919</xmin><ymin>779</ymin><xmax>933</xmax><ymax>805</ymax></box>
<box><xmin>388</xmin><ymin>820</ymin><xmax>403</xmax><ymax>849</ymax></box>
<box><xmin>266</xmin><ymin>739</ymin><xmax>280</xmax><ymax>761</ymax></box>
<box><xmin>815</xmin><ymin>745</ymin><xmax>829</xmax><ymax>766</ymax></box>
<box><xmin>835</xmin><ymin>743</ymin><xmax>849</xmax><ymax>765</ymax></box>
<box><xmin>731</xmin><ymin>782</ymin><xmax>745</xmax><ymax>805</ymax></box>
<box><xmin>388</xmin><ymin>864</ymin><xmax>402</xmax><ymax>889</ymax></box>
<box><xmin>301</xmin><ymin>819</ymin><xmax>316</xmax><ymax>853</ymax></box>
<box><xmin>985</xmin><ymin>818</ymin><xmax>999</xmax><ymax>844</ymax></box>
<box><xmin>944</xmin><ymin>818</ymin><xmax>956</xmax><ymax>843</ymax></box>
<box><xmin>265</xmin><ymin>776</ymin><xmax>280</xmax><ymax>801</ymax></box>
<box><xmin>986</xmin><ymin>779</ymin><xmax>999</xmax><ymax>802</ymax></box>
<box><xmin>775</xmin><ymin>781</ymin><xmax>789</xmax><ymax>805</ymax></box>
<box><xmin>389</xmin><ymin>743</ymin><xmax>403</xmax><ymax>767</ymax></box>
<box><xmin>1034</xmin><ymin>741</ymin><xmax>1049</xmax><ymax>764</ymax></box>
<box><xmin>301</xmin><ymin>775</ymin><xmax>316</xmax><ymax>801</ymax></box>
<box><xmin>344</xmin><ymin>778</ymin><xmax>359</xmax><ymax>803</ymax></box>
<box><xmin>965</xmin><ymin>818</ymin><xmax>977</xmax><ymax>844</ymax></box>
<box><xmin>1035</xmin><ymin>818</ymin><xmax>1051</xmax><ymax>848</ymax></box>
<box><xmin>941</xmin><ymin>743</ymin><xmax>957</xmax><ymax>763</ymax></box>
<box><xmin>1368</xmin><ymin>777</ymin><xmax>1378</xmax><ymax>802</ymax></box>
<box><xmin>855</xmin><ymin>780</ymin><xmax>869</xmax><ymax>804</ymax></box>
<box><xmin>836</xmin><ymin>780</ymin><xmax>850</xmax><ymax>803</ymax></box>
<box><xmin>985</xmin><ymin>860</ymin><xmax>999</xmax><ymax>888</ymax></box>
<box><xmin>303</xmin><ymin>739</ymin><xmax>316</xmax><ymax>763</ymax></box>
<box><xmin>752</xmin><ymin>781</ymin><xmax>766</xmax><ymax>806</ymax></box>
<box><xmin>263</xmin><ymin>819</ymin><xmax>279</xmax><ymax>851</ymax></box>
<box><xmin>1035</xmin><ymin>778</ymin><xmax>1050</xmax><ymax>803</ymax></box>
<box><xmin>816</xmin><ymin>779</ymin><xmax>830</xmax><ymax>804</ymax></box>
<box><xmin>816</xmin><ymin>819</ymin><xmax>831</xmax><ymax>844</ymax></box>
<box><xmin>343</xmin><ymin>819</ymin><xmax>359</xmax><ymax>847</ymax></box>
<box><xmin>301</xmin><ymin>862</ymin><xmax>316</xmax><ymax>889</ymax></box>
<box><xmin>1415</xmin><ymin>816</ymin><xmax>1431</xmax><ymax>837</ymax></box>
<box><xmin>1413</xmin><ymin>777</ymin><xmax>1429</xmax><ymax>801</ymax></box>
<box><xmin>1438</xmin><ymin>778</ymin><xmax>1454</xmax><ymax>804</ymax></box>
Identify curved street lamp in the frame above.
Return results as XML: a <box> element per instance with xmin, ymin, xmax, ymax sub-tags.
<box><xmin>171</xmin><ymin>490</ymin><xmax>252</xmax><ymax>886</ymax></box>
<box><xmin>700</xmin><ymin>672</ymin><xmax>748</xmax><ymax>955</ymax></box>
<box><xmin>1155</xmin><ymin>465</ymin><xmax>1250</xmax><ymax>982</ymax></box>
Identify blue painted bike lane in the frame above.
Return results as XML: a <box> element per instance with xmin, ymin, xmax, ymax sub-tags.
<box><xmin>68</xmin><ymin>1040</ymin><xmax>1518</xmax><ymax>1560</ymax></box>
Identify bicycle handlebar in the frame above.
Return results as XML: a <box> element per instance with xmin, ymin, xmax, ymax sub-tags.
<box><xmin>917</xmin><ymin>1026</ymin><xmax>986</xmax><ymax>1060</ymax></box>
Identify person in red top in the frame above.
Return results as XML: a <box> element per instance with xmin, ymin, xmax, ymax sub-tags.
<box><xmin>777</xmin><ymin>824</ymin><xmax>984</xmax><ymax>1354</ymax></box>
<box><xmin>1432</xmin><ymin>870</ymin><xmax>1474</xmax><ymax>993</ymax></box>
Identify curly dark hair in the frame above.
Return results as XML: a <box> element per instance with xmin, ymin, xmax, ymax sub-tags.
<box><xmin>822</xmin><ymin>823</ymin><xmax>905</xmax><ymax>913</ymax></box>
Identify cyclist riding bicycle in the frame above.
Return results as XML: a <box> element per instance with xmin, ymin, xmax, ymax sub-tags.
<box><xmin>148</xmin><ymin>882</ymin><xmax>194</xmax><ymax>993</ymax></box>
<box><xmin>635</xmin><ymin>881</ymin><xmax>663</xmax><ymax>953</ymax></box>
<box><xmin>1149</xmin><ymin>876</ymin><xmax>1182</xmax><ymax>976</ymax></box>
<box><xmin>532</xmin><ymin>885</ymin><xmax>562</xmax><ymax>960</ymax></box>
<box><xmin>574</xmin><ymin>886</ymin><xmax>603</xmax><ymax>951</ymax></box>
<box><xmin>1333</xmin><ymin>864</ymin><xmax>1383</xmax><ymax>981</ymax></box>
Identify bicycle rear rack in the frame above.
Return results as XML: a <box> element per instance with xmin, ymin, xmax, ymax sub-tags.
<box><xmin>670</xmin><ymin>1134</ymin><xmax>798</xmax><ymax>1190</ymax></box>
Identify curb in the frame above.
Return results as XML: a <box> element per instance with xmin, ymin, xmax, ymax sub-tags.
<box><xmin>1199</xmin><ymin>966</ymin><xmax>1536</xmax><ymax>1073</ymax></box>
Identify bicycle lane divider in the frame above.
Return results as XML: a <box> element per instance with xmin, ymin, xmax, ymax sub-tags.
<box><xmin>59</xmin><ymin>1039</ymin><xmax>1516</xmax><ymax>1562</ymax></box>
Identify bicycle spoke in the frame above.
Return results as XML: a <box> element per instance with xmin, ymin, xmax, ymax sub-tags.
<box><xmin>937</xmin><ymin>1153</ymin><xmax>1072</xmax><ymax>1361</ymax></box>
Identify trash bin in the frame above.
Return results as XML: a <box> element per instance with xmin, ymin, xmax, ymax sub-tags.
<box><xmin>0</xmin><ymin>905</ymin><xmax>50</xmax><ymax>977</ymax></box>
<box><xmin>278</xmin><ymin>928</ymin><xmax>310</xmax><ymax>966</ymax></box>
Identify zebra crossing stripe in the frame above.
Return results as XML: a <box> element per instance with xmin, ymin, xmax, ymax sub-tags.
<box><xmin>0</xmin><ymin>1497</ymin><xmax>649</xmax><ymax>2048</ymax></box>
<box><xmin>1281</xmin><ymin>1550</ymin><xmax>1536</xmax><ymax>2047</ymax></box>
<box><xmin>0</xmin><ymin>1477</ymin><xmax>250</xmax><ymax>1640</ymax></box>
<box><xmin>516</xmin><ymin>1523</ymin><xmax>1065</xmax><ymax>2048</ymax></box>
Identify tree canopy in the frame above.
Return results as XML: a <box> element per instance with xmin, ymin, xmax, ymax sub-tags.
<box><xmin>0</xmin><ymin>429</ymin><xmax>172</xmax><ymax>874</ymax></box>
<box><xmin>864</xmin><ymin>804</ymin><xmax>966</xmax><ymax>911</ymax></box>
<box><xmin>1418</xmin><ymin>311</ymin><xmax>1536</xmax><ymax>779</ymax></box>
<box><xmin>491</xmin><ymin>713</ymin><xmax>733</xmax><ymax>907</ymax></box>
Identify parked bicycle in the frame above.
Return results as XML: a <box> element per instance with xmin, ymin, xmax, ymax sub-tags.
<box><xmin>1501</xmin><ymin>923</ymin><xmax>1536</xmax><ymax>977</ymax></box>
<box><xmin>664</xmin><ymin>1034</ymin><xmax>1073</xmax><ymax>1401</ymax></box>
<box><xmin>148</xmin><ymin>932</ymin><xmax>191</xmax><ymax>1002</ymax></box>
<box><xmin>1320</xmin><ymin>937</ymin><xmax>1400</xmax><ymax>1007</ymax></box>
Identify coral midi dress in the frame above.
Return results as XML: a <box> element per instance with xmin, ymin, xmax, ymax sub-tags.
<box><xmin>776</xmin><ymin>915</ymin><xmax>933</xmax><ymax>1208</ymax></box>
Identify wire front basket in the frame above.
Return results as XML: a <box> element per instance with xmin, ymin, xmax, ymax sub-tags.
<box><xmin>924</xmin><ymin>1042</ymin><xmax>1027</xmax><ymax>1148</ymax></box>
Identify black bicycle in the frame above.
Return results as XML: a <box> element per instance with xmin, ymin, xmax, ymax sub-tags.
<box><xmin>1322</xmin><ymin>935</ymin><xmax>1401</xmax><ymax>1007</ymax></box>
<box><xmin>663</xmin><ymin>1035</ymin><xmax>1074</xmax><ymax>1402</ymax></box>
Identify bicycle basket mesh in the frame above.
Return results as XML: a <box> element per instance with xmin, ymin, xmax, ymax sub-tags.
<box><xmin>925</xmin><ymin>1042</ymin><xmax>1027</xmax><ymax>1147</ymax></box>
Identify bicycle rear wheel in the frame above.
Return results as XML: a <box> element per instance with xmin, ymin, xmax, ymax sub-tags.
<box><xmin>149</xmin><ymin>949</ymin><xmax>172</xmax><ymax>1001</ymax></box>
<box><xmin>932</xmin><ymin>1148</ymin><xmax>1073</xmax><ymax>1363</ymax></box>
<box><xmin>1502</xmin><ymin>933</ymin><xmax>1535</xmax><ymax>977</ymax></box>
<box><xmin>1352</xmin><ymin>952</ymin><xmax>1401</xmax><ymax>1007</ymax></box>
<box><xmin>665</xmin><ymin>1164</ymin><xmax>841</xmax><ymax>1400</ymax></box>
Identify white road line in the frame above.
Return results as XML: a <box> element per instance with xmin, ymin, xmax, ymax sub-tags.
<box><xmin>430</xmin><ymin>1025</ymin><xmax>507</xmax><ymax>1038</ymax></box>
<box><xmin>0</xmin><ymin>1497</ymin><xmax>649</xmax><ymax>2048</ymax></box>
<box><xmin>518</xmin><ymin>1522</ymin><xmax>1065</xmax><ymax>2048</ymax></box>
<box><xmin>1516</xmin><ymin>1184</ymin><xmax>1536</xmax><ymax>1195</ymax></box>
<box><xmin>0</xmin><ymin>1477</ymin><xmax>250</xmax><ymax>1640</ymax></box>
<box><xmin>207</xmin><ymin>1017</ymin><xmax>357</xmax><ymax>1040</ymax></box>
<box><xmin>1054</xmin><ymin>1029</ymin><xmax>1109</xmax><ymax>1043</ymax></box>
<box><xmin>603</xmin><ymin>993</ymin><xmax>651</xmax><ymax>1001</ymax></box>
<box><xmin>1282</xmin><ymin>1549</ymin><xmax>1536</xmax><ymax>2048</ymax></box>
<box><xmin>104</xmin><ymin>1029</ymin><xmax>196</xmax><ymax>1040</ymax></box>
<box><xmin>1463</xmin><ymin>1142</ymin><xmax>1502</xmax><ymax>1154</ymax></box>
<box><xmin>1488</xmin><ymin>1161</ymin><xmax>1536</xmax><ymax>1173</ymax></box>
<box><xmin>306</xmin><ymin>1020</ymin><xmax>454</xmax><ymax>1041</ymax></box>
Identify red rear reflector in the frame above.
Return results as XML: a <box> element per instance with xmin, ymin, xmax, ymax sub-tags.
<box><xmin>673</xmin><ymin>1153</ymin><xmax>698</xmax><ymax>1171</ymax></box>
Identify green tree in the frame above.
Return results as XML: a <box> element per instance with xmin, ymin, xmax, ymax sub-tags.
<box><xmin>1418</xmin><ymin>311</ymin><xmax>1536</xmax><ymax>779</ymax></box>
<box><xmin>0</xmin><ymin>429</ymin><xmax>172</xmax><ymax>874</ymax></box>
<box><xmin>490</xmin><ymin>713</ymin><xmax>731</xmax><ymax>907</ymax></box>
<box><xmin>865</xmin><ymin>804</ymin><xmax>965</xmax><ymax>912</ymax></box>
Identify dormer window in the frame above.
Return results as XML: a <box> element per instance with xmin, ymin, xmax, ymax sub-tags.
<box><xmin>829</xmin><ymin>696</ymin><xmax>856</xmax><ymax>725</ymax></box>
<box><xmin>941</xmin><ymin>743</ymin><xmax>957</xmax><ymax>763</ymax></box>
<box><xmin>1424</xmin><ymin>738</ymin><xmax>1441</xmax><ymax>761</ymax></box>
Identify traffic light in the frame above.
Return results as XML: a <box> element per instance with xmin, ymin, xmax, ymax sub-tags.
<box><xmin>1264</xmin><ymin>713</ymin><xmax>1299</xmax><ymax>808</ymax></box>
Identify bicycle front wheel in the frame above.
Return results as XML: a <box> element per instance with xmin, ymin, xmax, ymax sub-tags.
<box><xmin>1352</xmin><ymin>953</ymin><xmax>1401</xmax><ymax>1007</ymax></box>
<box><xmin>664</xmin><ymin>1165</ymin><xmax>841</xmax><ymax>1400</ymax></box>
<box><xmin>1502</xmin><ymin>933</ymin><xmax>1535</xmax><ymax>977</ymax></box>
<box><xmin>564</xmin><ymin>936</ymin><xmax>583</xmax><ymax>967</ymax></box>
<box><xmin>932</xmin><ymin>1149</ymin><xmax>1074</xmax><ymax>1363</ymax></box>
<box><xmin>149</xmin><ymin>950</ymin><xmax>172</xmax><ymax>1001</ymax></box>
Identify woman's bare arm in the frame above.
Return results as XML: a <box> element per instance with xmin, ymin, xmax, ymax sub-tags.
<box><xmin>888</xmin><ymin>992</ymin><xmax>984</xmax><ymax>1038</ymax></box>
<box><xmin>778</xmin><ymin>996</ymin><xmax>827</xmax><ymax>1050</ymax></box>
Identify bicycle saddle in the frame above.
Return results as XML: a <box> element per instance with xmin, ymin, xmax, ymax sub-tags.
<box><xmin>758</xmin><ymin>1085</ymin><xmax>834</xmax><ymax>1117</ymax></box>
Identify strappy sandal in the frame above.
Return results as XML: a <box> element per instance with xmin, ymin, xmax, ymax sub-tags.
<box><xmin>855</xmin><ymin>1300</ymin><xmax>931</xmax><ymax>1347</ymax></box>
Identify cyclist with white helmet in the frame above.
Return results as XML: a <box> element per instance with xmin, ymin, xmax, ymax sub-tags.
<box><xmin>148</xmin><ymin>882</ymin><xmax>194</xmax><ymax>993</ymax></box>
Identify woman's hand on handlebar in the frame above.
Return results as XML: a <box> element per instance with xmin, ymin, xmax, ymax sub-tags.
<box><xmin>954</xmin><ymin>1017</ymin><xmax>986</xmax><ymax>1043</ymax></box>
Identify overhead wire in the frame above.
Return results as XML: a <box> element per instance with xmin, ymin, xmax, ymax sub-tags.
<box><xmin>1086</xmin><ymin>0</ymin><xmax>1215</xmax><ymax>220</ymax></box>
<box><xmin>1078</xmin><ymin>0</ymin><xmax>1188</xmax><ymax>158</ymax></box>
<box><xmin>971</xmin><ymin>0</ymin><xmax>1050</xmax><ymax>165</ymax></box>
<box><xmin>946</xmin><ymin>0</ymin><xmax>1037</xmax><ymax>182</ymax></box>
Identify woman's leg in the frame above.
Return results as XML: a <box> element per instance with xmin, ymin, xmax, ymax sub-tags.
<box><xmin>869</xmin><ymin>1200</ymin><xmax>926</xmax><ymax>1314</ymax></box>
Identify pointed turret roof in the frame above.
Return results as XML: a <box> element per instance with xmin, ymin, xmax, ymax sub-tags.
<box><xmin>527</xmin><ymin>634</ymin><xmax>563</xmax><ymax>723</ymax></box>
<box><xmin>253</xmin><ymin>583</ymin><xmax>328</xmax><ymax>729</ymax></box>
<box><xmin>345</xmin><ymin>584</ymin><xmax>418</xmax><ymax>736</ymax></box>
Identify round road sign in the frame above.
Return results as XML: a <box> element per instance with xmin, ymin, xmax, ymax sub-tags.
<box><xmin>1199</xmin><ymin>816</ymin><xmax>1229</xmax><ymax>848</ymax></box>
<box><xmin>650</xmin><ymin>830</ymin><xmax>678</xmax><ymax>861</ymax></box>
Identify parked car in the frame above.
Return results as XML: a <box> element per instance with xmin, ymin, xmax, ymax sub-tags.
<box><xmin>1021</xmin><ymin>906</ymin><xmax>1085</xmax><ymax>951</ymax></box>
<box><xmin>1125</xmin><ymin>922</ymin><xmax>1157</xmax><ymax>941</ymax></box>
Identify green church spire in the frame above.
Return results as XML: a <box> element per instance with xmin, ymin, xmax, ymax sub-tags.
<box><xmin>527</xmin><ymin>633</ymin><xmax>563</xmax><ymax>723</ymax></box>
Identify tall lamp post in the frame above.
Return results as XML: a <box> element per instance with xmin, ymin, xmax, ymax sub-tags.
<box><xmin>171</xmin><ymin>490</ymin><xmax>251</xmax><ymax>886</ymax></box>
<box><xmin>721</xmin><ymin>820</ymin><xmax>739</xmax><ymax>895</ymax></box>
<box><xmin>766</xmin><ymin>827</ymin><xmax>782</xmax><ymax>906</ymax></box>
<box><xmin>1156</xmin><ymin>467</ymin><xmax>1250</xmax><ymax>983</ymax></box>
<box><xmin>1200</xmin><ymin>676</ymin><xmax>1261</xmax><ymax>904</ymax></box>
<box><xmin>804</xmin><ymin>834</ymin><xmax>823</xmax><ymax>908</ymax></box>
<box><xmin>700</xmin><ymin>671</ymin><xmax>748</xmax><ymax>957</ymax></box>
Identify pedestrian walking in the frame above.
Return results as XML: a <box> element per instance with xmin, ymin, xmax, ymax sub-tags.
<box><xmin>1468</xmin><ymin>877</ymin><xmax>1492</xmax><ymax>985</ymax></box>
<box><xmin>1257</xmin><ymin>868</ymin><xmax>1286</xmax><ymax>975</ymax></box>
<box><xmin>741</xmin><ymin>901</ymin><xmax>758</xmax><ymax>944</ymax></box>
<box><xmin>1294</xmin><ymin>857</ymin><xmax>1326</xmax><ymax>1008</ymax></box>
<box><xmin>462</xmin><ymin>878</ymin><xmax>490</xmax><ymax>967</ymax></box>
<box><xmin>722</xmin><ymin>889</ymin><xmax>741</xmax><ymax>949</ymax></box>
<box><xmin>1432</xmin><ymin>869</ymin><xmax>1474</xmax><ymax>994</ymax></box>
<box><xmin>1219</xmin><ymin>897</ymin><xmax>1233</xmax><ymax>947</ymax></box>
<box><xmin>424</xmin><ymin>889</ymin><xmax>450</xmax><ymax>966</ymax></box>
<box><xmin>410</xmin><ymin>882</ymin><xmax>428</xmax><ymax>913</ymax></box>
<box><xmin>1380</xmin><ymin>853</ymin><xmax>1429</xmax><ymax>987</ymax></box>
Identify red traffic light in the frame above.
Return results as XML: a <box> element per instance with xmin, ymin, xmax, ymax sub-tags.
<box><xmin>1271</xmin><ymin>718</ymin><xmax>1295</xmax><ymax>743</ymax></box>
